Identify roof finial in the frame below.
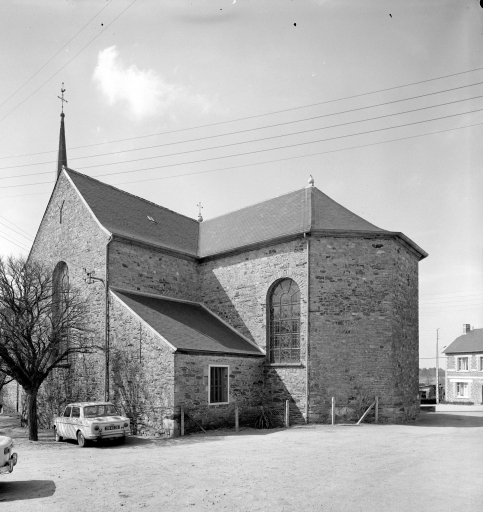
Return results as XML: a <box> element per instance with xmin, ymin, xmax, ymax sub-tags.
<box><xmin>58</xmin><ymin>82</ymin><xmax>68</xmax><ymax>114</ymax></box>
<box><xmin>56</xmin><ymin>83</ymin><xmax>68</xmax><ymax>179</ymax></box>
<box><xmin>308</xmin><ymin>175</ymin><xmax>314</xmax><ymax>187</ymax></box>
<box><xmin>197</xmin><ymin>202</ymin><xmax>203</xmax><ymax>223</ymax></box>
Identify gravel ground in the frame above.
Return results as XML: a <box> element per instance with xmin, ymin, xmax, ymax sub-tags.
<box><xmin>1</xmin><ymin>411</ymin><xmax>482</xmax><ymax>512</ymax></box>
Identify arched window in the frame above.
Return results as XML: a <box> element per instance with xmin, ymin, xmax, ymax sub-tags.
<box><xmin>268</xmin><ymin>278</ymin><xmax>301</xmax><ymax>363</ymax></box>
<box><xmin>52</xmin><ymin>261</ymin><xmax>69</xmax><ymax>365</ymax></box>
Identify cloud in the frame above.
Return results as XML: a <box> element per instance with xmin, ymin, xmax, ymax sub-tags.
<box><xmin>93</xmin><ymin>46</ymin><xmax>210</xmax><ymax>118</ymax></box>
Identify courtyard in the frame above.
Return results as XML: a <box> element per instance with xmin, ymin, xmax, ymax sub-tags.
<box><xmin>0</xmin><ymin>411</ymin><xmax>482</xmax><ymax>512</ymax></box>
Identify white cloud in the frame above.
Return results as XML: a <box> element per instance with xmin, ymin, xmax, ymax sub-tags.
<box><xmin>93</xmin><ymin>46</ymin><xmax>210</xmax><ymax>118</ymax></box>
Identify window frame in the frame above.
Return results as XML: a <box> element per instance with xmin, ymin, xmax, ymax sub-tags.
<box><xmin>479</xmin><ymin>356</ymin><xmax>483</xmax><ymax>372</ymax></box>
<box><xmin>455</xmin><ymin>381</ymin><xmax>469</xmax><ymax>398</ymax></box>
<box><xmin>208</xmin><ymin>365</ymin><xmax>229</xmax><ymax>405</ymax></box>
<box><xmin>456</xmin><ymin>356</ymin><xmax>469</xmax><ymax>372</ymax></box>
<box><xmin>267</xmin><ymin>278</ymin><xmax>301</xmax><ymax>365</ymax></box>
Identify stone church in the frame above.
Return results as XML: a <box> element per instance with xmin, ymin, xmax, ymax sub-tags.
<box><xmin>5</xmin><ymin>111</ymin><xmax>428</xmax><ymax>431</ymax></box>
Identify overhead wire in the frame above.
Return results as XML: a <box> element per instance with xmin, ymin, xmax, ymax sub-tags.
<box><xmin>3</xmin><ymin>83</ymin><xmax>483</xmax><ymax>174</ymax></box>
<box><xmin>0</xmin><ymin>220</ymin><xmax>34</xmax><ymax>242</ymax></box>
<box><xmin>0</xmin><ymin>0</ymin><xmax>138</xmax><ymax>123</ymax></box>
<box><xmin>0</xmin><ymin>231</ymin><xmax>29</xmax><ymax>252</ymax></box>
<box><xmin>0</xmin><ymin>1</ymin><xmax>114</xmax><ymax>110</ymax></box>
<box><xmin>2</xmin><ymin>64</ymin><xmax>483</xmax><ymax>161</ymax></box>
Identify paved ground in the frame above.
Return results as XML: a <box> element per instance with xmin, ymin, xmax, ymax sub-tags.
<box><xmin>1</xmin><ymin>411</ymin><xmax>482</xmax><ymax>511</ymax></box>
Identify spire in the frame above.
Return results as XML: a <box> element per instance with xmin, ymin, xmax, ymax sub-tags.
<box><xmin>57</xmin><ymin>84</ymin><xmax>68</xmax><ymax>179</ymax></box>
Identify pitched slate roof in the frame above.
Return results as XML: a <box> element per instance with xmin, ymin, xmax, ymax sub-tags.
<box><xmin>63</xmin><ymin>169</ymin><xmax>426</xmax><ymax>259</ymax></box>
<box><xmin>111</xmin><ymin>289</ymin><xmax>264</xmax><ymax>356</ymax></box>
<box><xmin>65</xmin><ymin>169</ymin><xmax>199</xmax><ymax>256</ymax></box>
<box><xmin>199</xmin><ymin>186</ymin><xmax>386</xmax><ymax>256</ymax></box>
<box><xmin>443</xmin><ymin>329</ymin><xmax>483</xmax><ymax>354</ymax></box>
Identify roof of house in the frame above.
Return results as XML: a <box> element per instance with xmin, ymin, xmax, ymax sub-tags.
<box><xmin>111</xmin><ymin>289</ymin><xmax>264</xmax><ymax>356</ymax></box>
<box><xmin>65</xmin><ymin>169</ymin><xmax>199</xmax><ymax>256</ymax></box>
<box><xmin>63</xmin><ymin>169</ymin><xmax>426</xmax><ymax>259</ymax></box>
<box><xmin>443</xmin><ymin>328</ymin><xmax>483</xmax><ymax>354</ymax></box>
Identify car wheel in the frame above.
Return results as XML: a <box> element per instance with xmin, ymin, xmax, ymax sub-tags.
<box><xmin>77</xmin><ymin>431</ymin><xmax>88</xmax><ymax>448</ymax></box>
<box><xmin>54</xmin><ymin>428</ymin><xmax>63</xmax><ymax>442</ymax></box>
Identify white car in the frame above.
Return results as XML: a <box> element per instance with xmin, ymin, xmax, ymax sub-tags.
<box><xmin>0</xmin><ymin>436</ymin><xmax>18</xmax><ymax>474</ymax></box>
<box><xmin>53</xmin><ymin>402</ymin><xmax>130</xmax><ymax>447</ymax></box>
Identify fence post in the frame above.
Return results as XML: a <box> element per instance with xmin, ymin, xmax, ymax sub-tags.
<box><xmin>180</xmin><ymin>406</ymin><xmax>184</xmax><ymax>436</ymax></box>
<box><xmin>235</xmin><ymin>403</ymin><xmax>239</xmax><ymax>432</ymax></box>
<box><xmin>331</xmin><ymin>397</ymin><xmax>335</xmax><ymax>425</ymax></box>
<box><xmin>375</xmin><ymin>396</ymin><xmax>379</xmax><ymax>424</ymax></box>
<box><xmin>285</xmin><ymin>400</ymin><xmax>290</xmax><ymax>428</ymax></box>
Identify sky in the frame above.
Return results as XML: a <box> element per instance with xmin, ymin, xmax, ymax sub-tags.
<box><xmin>0</xmin><ymin>0</ymin><xmax>482</xmax><ymax>368</ymax></box>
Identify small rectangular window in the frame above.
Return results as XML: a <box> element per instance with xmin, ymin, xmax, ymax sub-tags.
<box><xmin>209</xmin><ymin>366</ymin><xmax>229</xmax><ymax>404</ymax></box>
<box><xmin>479</xmin><ymin>356</ymin><xmax>483</xmax><ymax>371</ymax></box>
<box><xmin>457</xmin><ymin>357</ymin><xmax>469</xmax><ymax>371</ymax></box>
<box><xmin>71</xmin><ymin>407</ymin><xmax>80</xmax><ymax>418</ymax></box>
<box><xmin>63</xmin><ymin>406</ymin><xmax>72</xmax><ymax>417</ymax></box>
<box><xmin>456</xmin><ymin>382</ymin><xmax>468</xmax><ymax>398</ymax></box>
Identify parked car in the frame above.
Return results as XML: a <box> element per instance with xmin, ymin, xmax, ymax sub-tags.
<box><xmin>0</xmin><ymin>436</ymin><xmax>18</xmax><ymax>474</ymax></box>
<box><xmin>53</xmin><ymin>402</ymin><xmax>130</xmax><ymax>447</ymax></box>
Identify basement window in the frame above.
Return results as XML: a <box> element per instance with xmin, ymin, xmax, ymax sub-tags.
<box><xmin>455</xmin><ymin>382</ymin><xmax>469</xmax><ymax>398</ymax></box>
<box><xmin>457</xmin><ymin>356</ymin><xmax>469</xmax><ymax>371</ymax></box>
<box><xmin>209</xmin><ymin>365</ymin><xmax>229</xmax><ymax>405</ymax></box>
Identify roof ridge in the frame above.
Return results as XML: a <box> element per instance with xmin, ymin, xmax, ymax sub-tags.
<box><xmin>202</xmin><ymin>186</ymin><xmax>310</xmax><ymax>223</ymax></box>
<box><xmin>65</xmin><ymin>168</ymin><xmax>199</xmax><ymax>225</ymax></box>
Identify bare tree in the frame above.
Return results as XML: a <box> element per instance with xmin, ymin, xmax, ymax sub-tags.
<box><xmin>0</xmin><ymin>256</ymin><xmax>94</xmax><ymax>440</ymax></box>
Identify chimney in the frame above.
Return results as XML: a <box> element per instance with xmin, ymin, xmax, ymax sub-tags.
<box><xmin>463</xmin><ymin>324</ymin><xmax>471</xmax><ymax>334</ymax></box>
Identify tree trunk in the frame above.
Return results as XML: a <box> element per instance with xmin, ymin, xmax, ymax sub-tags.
<box><xmin>26</xmin><ymin>388</ymin><xmax>39</xmax><ymax>441</ymax></box>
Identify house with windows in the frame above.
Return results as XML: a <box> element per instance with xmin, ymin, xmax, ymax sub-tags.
<box><xmin>443</xmin><ymin>328</ymin><xmax>483</xmax><ymax>404</ymax></box>
<box><xmin>2</xmin><ymin>111</ymin><xmax>428</xmax><ymax>431</ymax></box>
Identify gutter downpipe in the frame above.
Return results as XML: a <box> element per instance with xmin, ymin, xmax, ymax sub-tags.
<box><xmin>304</xmin><ymin>232</ymin><xmax>310</xmax><ymax>423</ymax></box>
<box><xmin>105</xmin><ymin>235</ymin><xmax>113</xmax><ymax>401</ymax></box>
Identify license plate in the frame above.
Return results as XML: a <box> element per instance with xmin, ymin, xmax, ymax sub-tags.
<box><xmin>105</xmin><ymin>425</ymin><xmax>119</xmax><ymax>431</ymax></box>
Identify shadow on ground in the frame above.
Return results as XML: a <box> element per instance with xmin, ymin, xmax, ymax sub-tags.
<box><xmin>414</xmin><ymin>411</ymin><xmax>483</xmax><ymax>428</ymax></box>
<box><xmin>0</xmin><ymin>480</ymin><xmax>56</xmax><ymax>502</ymax></box>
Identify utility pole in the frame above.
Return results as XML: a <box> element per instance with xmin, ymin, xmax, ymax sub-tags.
<box><xmin>436</xmin><ymin>328</ymin><xmax>439</xmax><ymax>404</ymax></box>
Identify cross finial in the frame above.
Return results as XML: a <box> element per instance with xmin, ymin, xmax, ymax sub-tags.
<box><xmin>58</xmin><ymin>83</ymin><xmax>68</xmax><ymax>114</ymax></box>
<box><xmin>197</xmin><ymin>202</ymin><xmax>203</xmax><ymax>223</ymax></box>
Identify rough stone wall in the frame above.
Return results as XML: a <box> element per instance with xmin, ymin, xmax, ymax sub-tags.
<box><xmin>308</xmin><ymin>236</ymin><xmax>420</xmax><ymax>423</ymax></box>
<box><xmin>0</xmin><ymin>380</ymin><xmax>20</xmax><ymax>415</ymax></box>
<box><xmin>109</xmin><ymin>293</ymin><xmax>175</xmax><ymax>435</ymax></box>
<box><xmin>199</xmin><ymin>239</ymin><xmax>309</xmax><ymax>419</ymax></box>
<box><xmin>445</xmin><ymin>354</ymin><xmax>483</xmax><ymax>403</ymax></box>
<box><xmin>109</xmin><ymin>239</ymin><xmax>200</xmax><ymax>301</ymax></box>
<box><xmin>174</xmin><ymin>352</ymin><xmax>265</xmax><ymax>428</ymax></box>
<box><xmin>27</xmin><ymin>172</ymin><xmax>109</xmax><ymax>411</ymax></box>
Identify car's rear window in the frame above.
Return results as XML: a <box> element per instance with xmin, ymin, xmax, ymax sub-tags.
<box><xmin>83</xmin><ymin>405</ymin><xmax>119</xmax><ymax>418</ymax></box>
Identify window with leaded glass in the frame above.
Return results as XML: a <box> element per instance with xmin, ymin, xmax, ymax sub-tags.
<box><xmin>268</xmin><ymin>279</ymin><xmax>301</xmax><ymax>363</ymax></box>
<box><xmin>52</xmin><ymin>261</ymin><xmax>70</xmax><ymax>366</ymax></box>
<box><xmin>209</xmin><ymin>366</ymin><xmax>229</xmax><ymax>404</ymax></box>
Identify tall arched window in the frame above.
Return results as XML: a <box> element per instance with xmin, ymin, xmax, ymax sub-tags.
<box><xmin>268</xmin><ymin>278</ymin><xmax>301</xmax><ymax>363</ymax></box>
<box><xmin>52</xmin><ymin>261</ymin><xmax>69</xmax><ymax>364</ymax></box>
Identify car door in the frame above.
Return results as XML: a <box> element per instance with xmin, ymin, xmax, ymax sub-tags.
<box><xmin>58</xmin><ymin>406</ymin><xmax>72</xmax><ymax>438</ymax></box>
<box><xmin>68</xmin><ymin>407</ymin><xmax>81</xmax><ymax>439</ymax></box>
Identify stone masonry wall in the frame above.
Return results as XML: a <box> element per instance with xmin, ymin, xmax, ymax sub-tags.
<box><xmin>109</xmin><ymin>239</ymin><xmax>200</xmax><ymax>302</ymax></box>
<box><xmin>308</xmin><ymin>236</ymin><xmax>420</xmax><ymax>423</ymax></box>
<box><xmin>109</xmin><ymin>293</ymin><xmax>175</xmax><ymax>435</ymax></box>
<box><xmin>199</xmin><ymin>239</ymin><xmax>309</xmax><ymax>421</ymax></box>
<box><xmin>27</xmin><ymin>172</ymin><xmax>109</xmax><ymax>410</ymax></box>
<box><xmin>445</xmin><ymin>354</ymin><xmax>483</xmax><ymax>403</ymax></box>
<box><xmin>174</xmin><ymin>352</ymin><xmax>265</xmax><ymax>428</ymax></box>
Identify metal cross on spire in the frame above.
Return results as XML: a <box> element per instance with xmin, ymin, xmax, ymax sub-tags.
<box><xmin>197</xmin><ymin>202</ymin><xmax>203</xmax><ymax>223</ymax></box>
<box><xmin>58</xmin><ymin>83</ymin><xmax>68</xmax><ymax>113</ymax></box>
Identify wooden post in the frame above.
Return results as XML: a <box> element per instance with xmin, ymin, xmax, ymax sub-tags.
<box><xmin>331</xmin><ymin>397</ymin><xmax>335</xmax><ymax>425</ymax></box>
<box><xmin>285</xmin><ymin>400</ymin><xmax>290</xmax><ymax>428</ymax></box>
<box><xmin>235</xmin><ymin>403</ymin><xmax>239</xmax><ymax>432</ymax></box>
<box><xmin>180</xmin><ymin>406</ymin><xmax>184</xmax><ymax>436</ymax></box>
<box><xmin>375</xmin><ymin>397</ymin><xmax>379</xmax><ymax>424</ymax></box>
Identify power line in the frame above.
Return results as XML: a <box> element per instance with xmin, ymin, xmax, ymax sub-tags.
<box><xmin>0</xmin><ymin>214</ymin><xmax>34</xmax><ymax>238</ymax></box>
<box><xmin>2</xmin><ymin>64</ymin><xmax>483</xmax><ymax>161</ymax></box>
<box><xmin>3</xmin><ymin>84</ymin><xmax>483</xmax><ymax>174</ymax></box>
<box><xmin>2</xmin><ymin>103</ymin><xmax>483</xmax><ymax>191</ymax></box>
<box><xmin>0</xmin><ymin>1</ymin><xmax>113</xmax><ymax>110</ymax></box>
<box><xmin>0</xmin><ymin>220</ymin><xmax>33</xmax><ymax>242</ymax></box>
<box><xmin>1</xmin><ymin>116</ymin><xmax>483</xmax><ymax>198</ymax></box>
<box><xmin>0</xmin><ymin>231</ymin><xmax>29</xmax><ymax>252</ymax></box>
<box><xmin>0</xmin><ymin>0</ymin><xmax>138</xmax><ymax>123</ymax></box>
